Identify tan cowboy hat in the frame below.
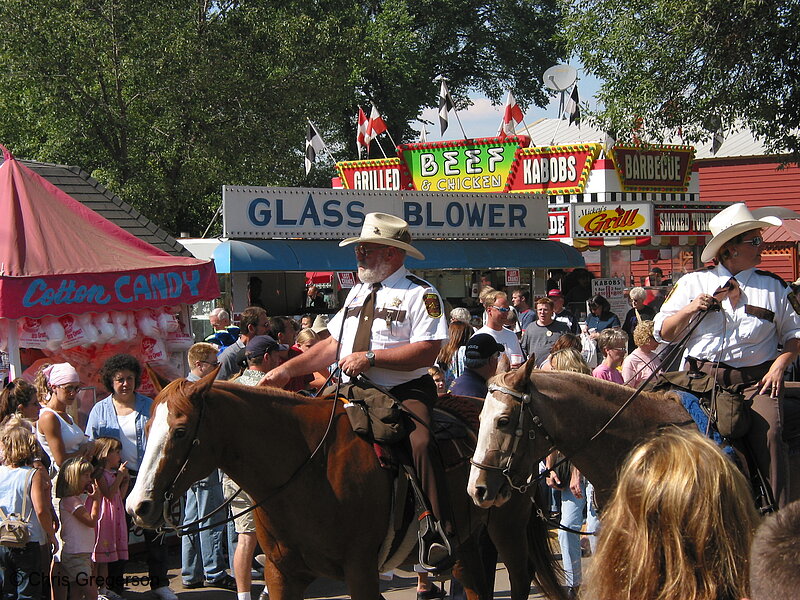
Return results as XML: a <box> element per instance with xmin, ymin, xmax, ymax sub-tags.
<box><xmin>701</xmin><ymin>203</ymin><xmax>781</xmax><ymax>263</ymax></box>
<box><xmin>310</xmin><ymin>314</ymin><xmax>329</xmax><ymax>334</ymax></box>
<box><xmin>339</xmin><ymin>212</ymin><xmax>425</xmax><ymax>260</ymax></box>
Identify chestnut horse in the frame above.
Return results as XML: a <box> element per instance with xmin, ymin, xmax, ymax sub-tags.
<box><xmin>468</xmin><ymin>360</ymin><xmax>800</xmax><ymax>510</ymax></box>
<box><xmin>126</xmin><ymin>368</ymin><xmax>564</xmax><ymax>600</ymax></box>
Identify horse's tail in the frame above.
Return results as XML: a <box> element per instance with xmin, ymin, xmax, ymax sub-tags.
<box><xmin>528</xmin><ymin>486</ymin><xmax>568</xmax><ymax>600</ymax></box>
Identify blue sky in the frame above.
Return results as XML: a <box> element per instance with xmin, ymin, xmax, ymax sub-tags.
<box><xmin>416</xmin><ymin>66</ymin><xmax>602</xmax><ymax>142</ymax></box>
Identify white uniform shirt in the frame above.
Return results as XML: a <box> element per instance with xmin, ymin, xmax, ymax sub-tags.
<box><xmin>653</xmin><ymin>266</ymin><xmax>800</xmax><ymax>368</ymax></box>
<box><xmin>327</xmin><ymin>266</ymin><xmax>448</xmax><ymax>387</ymax></box>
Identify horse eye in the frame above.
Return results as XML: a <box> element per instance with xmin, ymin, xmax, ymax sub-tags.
<box><xmin>497</xmin><ymin>416</ymin><xmax>511</xmax><ymax>428</ymax></box>
<box><xmin>173</xmin><ymin>428</ymin><xmax>187</xmax><ymax>440</ymax></box>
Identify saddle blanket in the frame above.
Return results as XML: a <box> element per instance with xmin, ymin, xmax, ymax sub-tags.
<box><xmin>675</xmin><ymin>390</ymin><xmax>737</xmax><ymax>459</ymax></box>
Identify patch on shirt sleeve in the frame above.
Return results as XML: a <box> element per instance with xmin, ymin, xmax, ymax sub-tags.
<box><xmin>788</xmin><ymin>289</ymin><xmax>800</xmax><ymax>315</ymax></box>
<box><xmin>423</xmin><ymin>293</ymin><xmax>442</xmax><ymax>318</ymax></box>
<box><xmin>663</xmin><ymin>282</ymin><xmax>678</xmax><ymax>304</ymax></box>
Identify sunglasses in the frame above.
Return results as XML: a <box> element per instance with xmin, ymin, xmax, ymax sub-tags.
<box><xmin>200</xmin><ymin>360</ymin><xmax>220</xmax><ymax>367</ymax></box>
<box><xmin>740</xmin><ymin>236</ymin><xmax>763</xmax><ymax>247</ymax></box>
<box><xmin>354</xmin><ymin>244</ymin><xmax>385</xmax><ymax>257</ymax></box>
<box><xmin>59</xmin><ymin>385</ymin><xmax>82</xmax><ymax>394</ymax></box>
<box><xmin>490</xmin><ymin>305</ymin><xmax>510</xmax><ymax>313</ymax></box>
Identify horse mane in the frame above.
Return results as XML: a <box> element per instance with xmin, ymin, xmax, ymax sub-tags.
<box><xmin>492</xmin><ymin>368</ymin><xmax>681</xmax><ymax>408</ymax></box>
<box><xmin>153</xmin><ymin>377</ymin><xmax>328</xmax><ymax>416</ymax></box>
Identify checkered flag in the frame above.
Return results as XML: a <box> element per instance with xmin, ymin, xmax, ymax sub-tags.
<box><xmin>565</xmin><ymin>85</ymin><xmax>580</xmax><ymax>128</ymax></box>
<box><xmin>438</xmin><ymin>80</ymin><xmax>455</xmax><ymax>135</ymax></box>
<box><xmin>305</xmin><ymin>120</ymin><xmax>326</xmax><ymax>175</ymax></box>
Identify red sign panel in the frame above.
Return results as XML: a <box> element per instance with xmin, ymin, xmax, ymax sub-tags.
<box><xmin>505</xmin><ymin>269</ymin><xmax>520</xmax><ymax>286</ymax></box>
<box><xmin>610</xmin><ymin>145</ymin><xmax>695</xmax><ymax>192</ymax></box>
<box><xmin>336</xmin><ymin>158</ymin><xmax>409</xmax><ymax>191</ymax></box>
<box><xmin>547</xmin><ymin>208</ymin><xmax>570</xmax><ymax>239</ymax></box>
<box><xmin>337</xmin><ymin>272</ymin><xmax>356</xmax><ymax>288</ymax></box>
<box><xmin>506</xmin><ymin>144</ymin><xmax>601</xmax><ymax>195</ymax></box>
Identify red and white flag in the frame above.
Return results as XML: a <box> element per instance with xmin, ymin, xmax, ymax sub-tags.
<box><xmin>498</xmin><ymin>90</ymin><xmax>524</xmax><ymax>138</ymax></box>
<box><xmin>365</xmin><ymin>104</ymin><xmax>387</xmax><ymax>144</ymax></box>
<box><xmin>356</xmin><ymin>106</ymin><xmax>369</xmax><ymax>156</ymax></box>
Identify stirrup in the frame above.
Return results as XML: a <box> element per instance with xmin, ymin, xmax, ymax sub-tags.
<box><xmin>417</xmin><ymin>513</ymin><xmax>454</xmax><ymax>572</ymax></box>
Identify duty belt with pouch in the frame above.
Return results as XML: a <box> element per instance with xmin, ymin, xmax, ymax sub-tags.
<box><xmin>647</xmin><ymin>365</ymin><xmax>752</xmax><ymax>439</ymax></box>
<box><xmin>326</xmin><ymin>375</ymin><xmax>408</xmax><ymax>444</ymax></box>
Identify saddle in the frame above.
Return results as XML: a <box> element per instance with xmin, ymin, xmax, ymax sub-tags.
<box><xmin>646</xmin><ymin>370</ymin><xmax>751</xmax><ymax>439</ymax></box>
<box><xmin>649</xmin><ymin>372</ymin><xmax>800</xmax><ymax>514</ymax></box>
<box><xmin>371</xmin><ymin>394</ymin><xmax>480</xmax><ymax>573</ymax></box>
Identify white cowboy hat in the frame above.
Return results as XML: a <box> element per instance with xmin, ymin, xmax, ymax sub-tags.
<box><xmin>310</xmin><ymin>314</ymin><xmax>329</xmax><ymax>334</ymax></box>
<box><xmin>701</xmin><ymin>203</ymin><xmax>782</xmax><ymax>263</ymax></box>
<box><xmin>339</xmin><ymin>212</ymin><xmax>425</xmax><ymax>260</ymax></box>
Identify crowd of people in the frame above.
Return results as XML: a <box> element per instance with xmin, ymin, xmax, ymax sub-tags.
<box><xmin>2</xmin><ymin>203</ymin><xmax>799</xmax><ymax>600</ymax></box>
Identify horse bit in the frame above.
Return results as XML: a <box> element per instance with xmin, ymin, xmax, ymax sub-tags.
<box><xmin>469</xmin><ymin>383</ymin><xmax>554</xmax><ymax>494</ymax></box>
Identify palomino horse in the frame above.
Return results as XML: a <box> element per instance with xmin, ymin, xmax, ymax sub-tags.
<box><xmin>126</xmin><ymin>368</ymin><xmax>564</xmax><ymax>600</ymax></box>
<box><xmin>468</xmin><ymin>360</ymin><xmax>800</xmax><ymax>510</ymax></box>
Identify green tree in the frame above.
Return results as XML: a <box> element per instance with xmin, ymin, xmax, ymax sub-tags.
<box><xmin>0</xmin><ymin>0</ymin><xmax>565</xmax><ymax>236</ymax></box>
<box><xmin>562</xmin><ymin>0</ymin><xmax>800</xmax><ymax>158</ymax></box>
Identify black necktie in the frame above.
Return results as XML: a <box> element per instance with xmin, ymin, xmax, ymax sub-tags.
<box><xmin>713</xmin><ymin>277</ymin><xmax>740</xmax><ymax>309</ymax></box>
<box><xmin>352</xmin><ymin>283</ymin><xmax>381</xmax><ymax>352</ymax></box>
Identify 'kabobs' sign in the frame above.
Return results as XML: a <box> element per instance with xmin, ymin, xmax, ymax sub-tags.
<box><xmin>506</xmin><ymin>143</ymin><xmax>602</xmax><ymax>195</ymax></box>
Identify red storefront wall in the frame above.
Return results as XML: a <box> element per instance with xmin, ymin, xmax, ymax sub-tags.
<box><xmin>698</xmin><ymin>158</ymin><xmax>800</xmax><ymax>282</ymax></box>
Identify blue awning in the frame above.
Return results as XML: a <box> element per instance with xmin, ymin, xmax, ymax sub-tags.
<box><xmin>212</xmin><ymin>239</ymin><xmax>584</xmax><ymax>273</ymax></box>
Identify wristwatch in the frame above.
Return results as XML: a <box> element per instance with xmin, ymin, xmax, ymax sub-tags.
<box><xmin>365</xmin><ymin>351</ymin><xmax>376</xmax><ymax>367</ymax></box>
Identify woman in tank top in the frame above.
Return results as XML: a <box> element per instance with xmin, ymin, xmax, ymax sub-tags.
<box><xmin>35</xmin><ymin>363</ymin><xmax>92</xmax><ymax>472</ymax></box>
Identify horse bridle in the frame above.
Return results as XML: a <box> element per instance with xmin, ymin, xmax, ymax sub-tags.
<box><xmin>468</xmin><ymin>382</ymin><xmax>554</xmax><ymax>494</ymax></box>
<box><xmin>469</xmin><ymin>305</ymin><xmax>719</xmax><ymax>496</ymax></box>
<box><xmin>160</xmin><ymin>390</ymin><xmax>207</xmax><ymax>530</ymax></box>
<box><xmin>156</xmin><ymin>379</ymin><xmax>343</xmax><ymax>535</ymax></box>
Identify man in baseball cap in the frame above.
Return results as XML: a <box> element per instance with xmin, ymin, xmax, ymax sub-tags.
<box><xmin>451</xmin><ymin>334</ymin><xmax>504</xmax><ymax>398</ymax></box>
<box><xmin>236</xmin><ymin>335</ymin><xmax>287</xmax><ymax>386</ymax></box>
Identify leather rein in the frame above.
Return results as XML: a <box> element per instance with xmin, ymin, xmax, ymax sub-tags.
<box><xmin>156</xmin><ymin>377</ymin><xmax>341</xmax><ymax>535</ymax></box>
<box><xmin>469</xmin><ymin>306</ymin><xmax>717</xmax><ymax>497</ymax></box>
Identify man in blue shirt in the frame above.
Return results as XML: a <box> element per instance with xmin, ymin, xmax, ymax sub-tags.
<box><xmin>450</xmin><ymin>334</ymin><xmax>504</xmax><ymax>398</ymax></box>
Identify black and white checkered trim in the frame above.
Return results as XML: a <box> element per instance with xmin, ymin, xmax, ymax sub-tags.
<box><xmin>547</xmin><ymin>192</ymin><xmax>700</xmax><ymax>205</ymax></box>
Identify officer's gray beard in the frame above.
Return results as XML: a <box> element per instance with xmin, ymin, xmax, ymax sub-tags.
<box><xmin>358</xmin><ymin>261</ymin><xmax>393</xmax><ymax>284</ymax></box>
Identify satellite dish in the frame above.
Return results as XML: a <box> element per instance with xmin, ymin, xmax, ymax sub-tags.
<box><xmin>543</xmin><ymin>64</ymin><xmax>577</xmax><ymax>92</ymax></box>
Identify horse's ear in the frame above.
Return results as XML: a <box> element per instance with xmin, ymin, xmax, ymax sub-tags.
<box><xmin>189</xmin><ymin>364</ymin><xmax>219</xmax><ymax>399</ymax></box>
<box><xmin>523</xmin><ymin>356</ymin><xmax>537</xmax><ymax>379</ymax></box>
<box><xmin>496</xmin><ymin>353</ymin><xmax>510</xmax><ymax>375</ymax></box>
<box><xmin>145</xmin><ymin>364</ymin><xmax>170</xmax><ymax>395</ymax></box>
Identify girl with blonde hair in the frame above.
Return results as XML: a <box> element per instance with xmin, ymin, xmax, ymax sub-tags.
<box><xmin>55</xmin><ymin>457</ymin><xmax>103</xmax><ymax>600</ymax></box>
<box><xmin>544</xmin><ymin>346</ymin><xmax>594</xmax><ymax>597</ymax></box>
<box><xmin>549</xmin><ymin>347</ymin><xmax>591</xmax><ymax>375</ymax></box>
<box><xmin>90</xmin><ymin>437</ymin><xmax>130</xmax><ymax>599</ymax></box>
<box><xmin>584</xmin><ymin>427</ymin><xmax>759</xmax><ymax>600</ymax></box>
<box><xmin>0</xmin><ymin>423</ymin><xmax>58</xmax><ymax>600</ymax></box>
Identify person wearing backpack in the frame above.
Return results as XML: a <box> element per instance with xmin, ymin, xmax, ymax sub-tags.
<box><xmin>0</xmin><ymin>422</ymin><xmax>58</xmax><ymax>600</ymax></box>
